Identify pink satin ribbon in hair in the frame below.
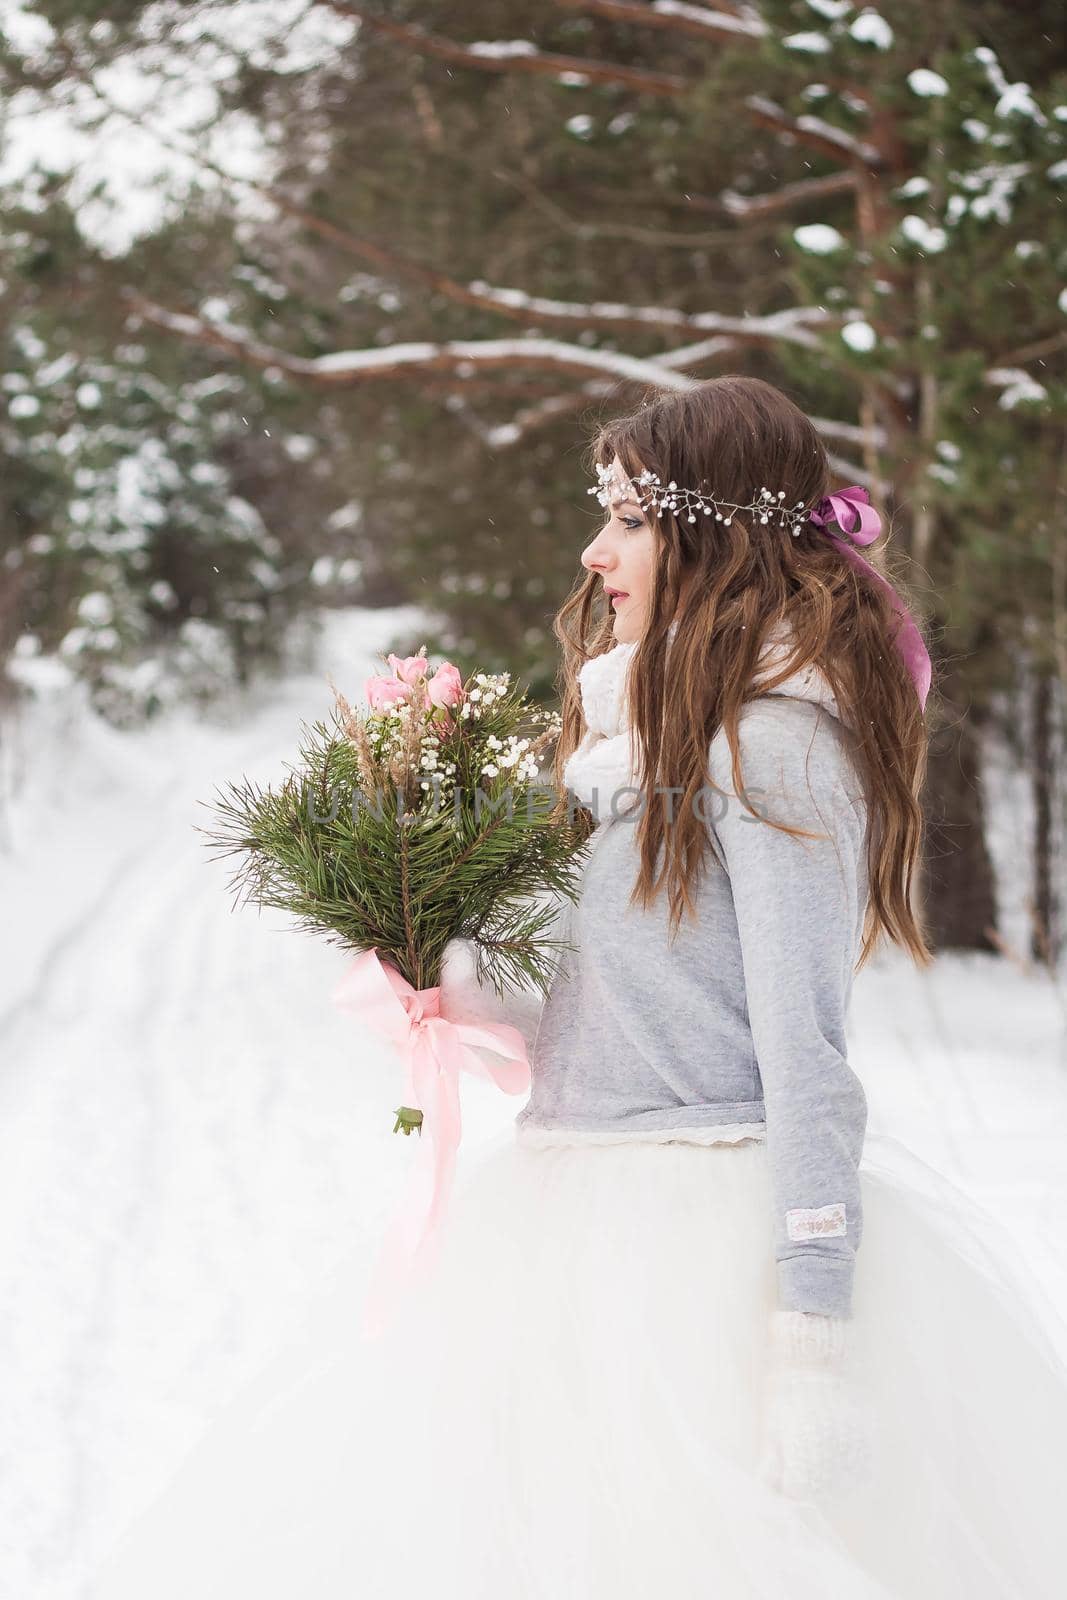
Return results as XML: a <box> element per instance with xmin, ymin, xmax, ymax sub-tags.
<box><xmin>332</xmin><ymin>948</ymin><xmax>530</xmax><ymax>1340</ymax></box>
<box><xmin>808</xmin><ymin>485</ymin><xmax>932</xmax><ymax>712</ymax></box>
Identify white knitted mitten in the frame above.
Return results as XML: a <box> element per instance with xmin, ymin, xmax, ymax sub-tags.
<box><xmin>757</xmin><ymin>1310</ymin><xmax>875</xmax><ymax>1503</ymax></box>
<box><xmin>437</xmin><ymin>938</ymin><xmax>547</xmax><ymax>1056</ymax></box>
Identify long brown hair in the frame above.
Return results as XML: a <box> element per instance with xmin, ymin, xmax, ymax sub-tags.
<box><xmin>552</xmin><ymin>375</ymin><xmax>934</xmax><ymax>970</ymax></box>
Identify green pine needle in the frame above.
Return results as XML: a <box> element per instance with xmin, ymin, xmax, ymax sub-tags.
<box><xmin>195</xmin><ymin>664</ymin><xmax>593</xmax><ymax>1002</ymax></box>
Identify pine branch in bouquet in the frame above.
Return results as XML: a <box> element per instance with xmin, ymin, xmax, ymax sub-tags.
<box><xmin>196</xmin><ymin>645</ymin><xmax>590</xmax><ymax>1135</ymax></box>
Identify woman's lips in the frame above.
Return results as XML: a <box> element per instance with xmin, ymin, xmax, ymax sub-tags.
<box><xmin>608</xmin><ymin>592</ymin><xmax>629</xmax><ymax>607</ymax></box>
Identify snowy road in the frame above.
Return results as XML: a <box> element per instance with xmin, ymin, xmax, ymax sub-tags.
<box><xmin>2</xmin><ymin>606</ymin><xmax>1067</xmax><ymax>1599</ymax></box>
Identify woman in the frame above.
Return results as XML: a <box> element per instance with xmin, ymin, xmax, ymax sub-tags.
<box><xmin>91</xmin><ymin>377</ymin><xmax>1067</xmax><ymax>1599</ymax></box>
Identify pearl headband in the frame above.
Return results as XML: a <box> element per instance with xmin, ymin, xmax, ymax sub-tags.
<box><xmin>588</xmin><ymin>463</ymin><xmax>810</xmax><ymax>533</ymax></box>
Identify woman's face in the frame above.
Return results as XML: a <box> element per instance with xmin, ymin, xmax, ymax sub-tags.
<box><xmin>580</xmin><ymin>455</ymin><xmax>657</xmax><ymax>644</ymax></box>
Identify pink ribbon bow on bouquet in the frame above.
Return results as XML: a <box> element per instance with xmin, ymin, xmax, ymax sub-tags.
<box><xmin>333</xmin><ymin>947</ymin><xmax>530</xmax><ymax>1341</ymax></box>
<box><xmin>808</xmin><ymin>485</ymin><xmax>932</xmax><ymax>712</ymax></box>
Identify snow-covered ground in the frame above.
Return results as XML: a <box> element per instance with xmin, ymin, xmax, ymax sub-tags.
<box><xmin>2</xmin><ymin>605</ymin><xmax>1067</xmax><ymax>1599</ymax></box>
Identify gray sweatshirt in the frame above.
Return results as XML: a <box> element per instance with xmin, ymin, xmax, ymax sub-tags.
<box><xmin>506</xmin><ymin>662</ymin><xmax>870</xmax><ymax>1321</ymax></box>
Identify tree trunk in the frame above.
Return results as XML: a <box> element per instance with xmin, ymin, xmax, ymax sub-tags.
<box><xmin>920</xmin><ymin>634</ymin><xmax>999</xmax><ymax>953</ymax></box>
<box><xmin>1031</xmin><ymin>669</ymin><xmax>1059</xmax><ymax>965</ymax></box>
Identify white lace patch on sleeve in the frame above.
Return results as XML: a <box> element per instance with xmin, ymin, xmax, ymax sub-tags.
<box><xmin>785</xmin><ymin>1202</ymin><xmax>847</xmax><ymax>1241</ymax></box>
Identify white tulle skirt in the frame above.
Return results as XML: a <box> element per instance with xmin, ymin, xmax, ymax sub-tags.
<box><xmin>89</xmin><ymin>1123</ymin><xmax>1067</xmax><ymax>1600</ymax></box>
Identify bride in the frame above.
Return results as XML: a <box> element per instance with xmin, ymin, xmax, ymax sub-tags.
<box><xmin>91</xmin><ymin>375</ymin><xmax>1067</xmax><ymax>1599</ymax></box>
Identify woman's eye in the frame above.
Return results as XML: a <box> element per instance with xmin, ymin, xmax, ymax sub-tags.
<box><xmin>595</xmin><ymin>514</ymin><xmax>644</xmax><ymax>538</ymax></box>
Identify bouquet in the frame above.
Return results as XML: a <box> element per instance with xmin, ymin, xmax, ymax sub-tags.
<box><xmin>199</xmin><ymin>644</ymin><xmax>590</xmax><ymax>1334</ymax></box>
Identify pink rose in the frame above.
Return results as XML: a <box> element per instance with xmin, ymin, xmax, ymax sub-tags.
<box><xmin>363</xmin><ymin>648</ymin><xmax>463</xmax><ymax>717</ymax></box>
<box><xmin>386</xmin><ymin>651</ymin><xmax>430</xmax><ymax>686</ymax></box>
<box><xmin>364</xmin><ymin>674</ymin><xmax>413</xmax><ymax>711</ymax></box>
<box><xmin>426</xmin><ymin>662</ymin><xmax>464</xmax><ymax>709</ymax></box>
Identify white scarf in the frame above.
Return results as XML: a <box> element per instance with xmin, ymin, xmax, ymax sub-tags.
<box><xmin>562</xmin><ymin>639</ymin><xmax>643</xmax><ymax>817</ymax></box>
<box><xmin>561</xmin><ymin>620</ymin><xmax>841</xmax><ymax>818</ymax></box>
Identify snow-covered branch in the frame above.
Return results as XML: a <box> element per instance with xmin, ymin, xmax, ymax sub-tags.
<box><xmin>122</xmin><ymin>292</ymin><xmax>706</xmax><ymax>390</ymax></box>
<box><xmin>459</xmin><ymin>288</ymin><xmax>834</xmax><ymax>347</ymax></box>
<box><xmin>122</xmin><ymin>294</ymin><xmax>867</xmax><ymax>447</ymax></box>
<box><xmin>550</xmin><ymin>0</ymin><xmax>768</xmax><ymax>43</ymax></box>
<box><xmin>317</xmin><ymin>2</ymin><xmax>691</xmax><ymax>96</ymax></box>
<box><xmin>744</xmin><ymin>95</ymin><xmax>883</xmax><ymax>169</ymax></box>
<box><xmin>720</xmin><ymin>170</ymin><xmax>858</xmax><ymax>218</ymax></box>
